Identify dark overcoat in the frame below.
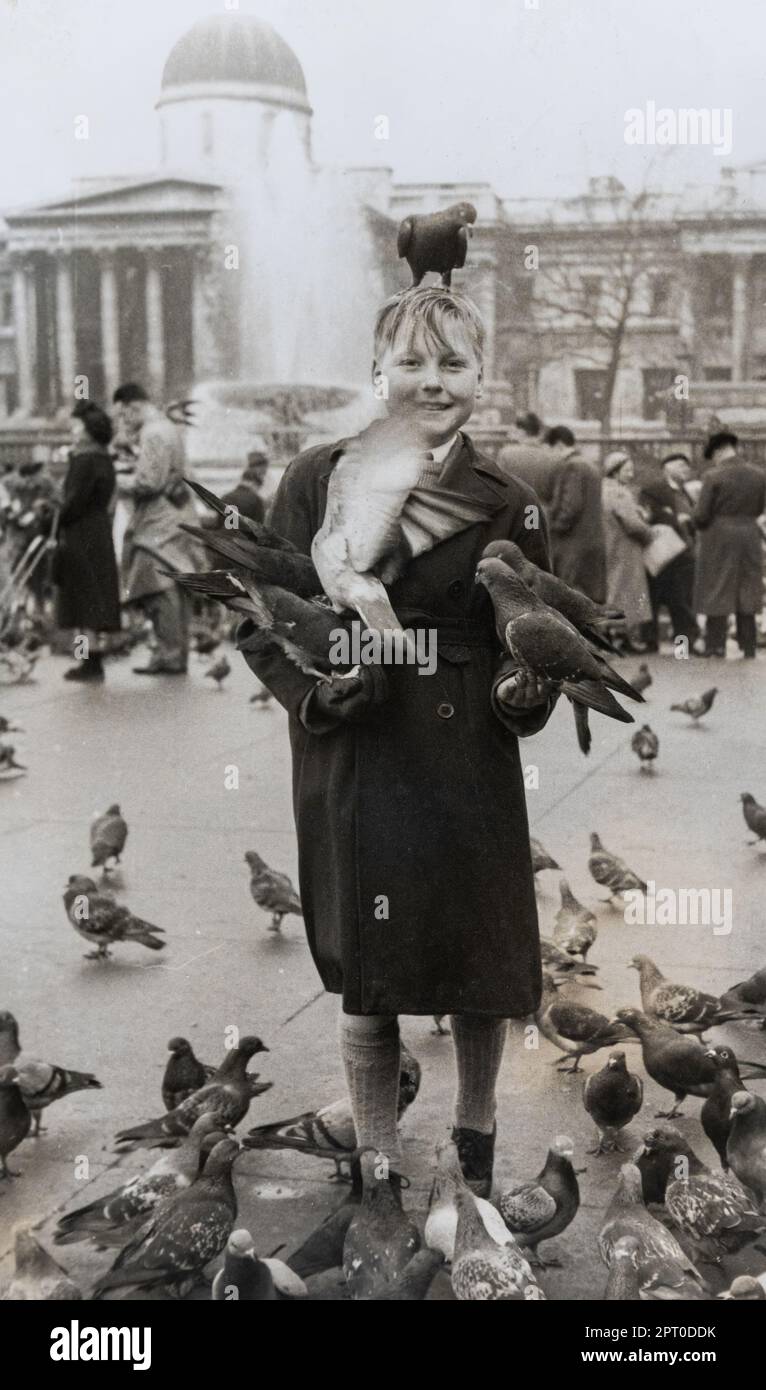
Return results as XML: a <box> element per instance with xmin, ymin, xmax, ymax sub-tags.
<box><xmin>238</xmin><ymin>433</ymin><xmax>557</xmax><ymax>1018</ymax></box>
<box><xmin>693</xmin><ymin>459</ymin><xmax>766</xmax><ymax>616</ymax></box>
<box><xmin>548</xmin><ymin>454</ymin><xmax>607</xmax><ymax>603</ymax></box>
<box><xmin>55</xmin><ymin>445</ymin><xmax>121</xmax><ymax>633</ymax></box>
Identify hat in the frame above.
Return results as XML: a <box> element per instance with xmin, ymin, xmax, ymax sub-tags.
<box><xmin>661</xmin><ymin>451</ymin><xmax>690</xmax><ymax>468</ymax></box>
<box><xmin>603</xmin><ymin>449</ymin><xmax>630</xmax><ymax>476</ymax></box>
<box><xmin>703</xmin><ymin>430</ymin><xmax>737</xmax><ymax>461</ymax></box>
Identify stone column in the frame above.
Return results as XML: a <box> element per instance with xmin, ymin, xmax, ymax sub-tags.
<box><xmin>99</xmin><ymin>250</ymin><xmax>120</xmax><ymax>402</ymax></box>
<box><xmin>731</xmin><ymin>255</ymin><xmax>750</xmax><ymax>381</ymax></box>
<box><xmin>55</xmin><ymin>253</ymin><xmax>76</xmax><ymax>406</ymax></box>
<box><xmin>144</xmin><ymin>249</ymin><xmax>165</xmax><ymax>400</ymax></box>
<box><xmin>11</xmin><ymin>258</ymin><xmax>36</xmax><ymax>415</ymax></box>
<box><xmin>191</xmin><ymin>246</ymin><xmax>217</xmax><ymax>383</ymax></box>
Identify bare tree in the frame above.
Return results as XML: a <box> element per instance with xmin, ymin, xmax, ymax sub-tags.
<box><xmin>506</xmin><ymin>170</ymin><xmax>682</xmax><ymax>433</ymax></box>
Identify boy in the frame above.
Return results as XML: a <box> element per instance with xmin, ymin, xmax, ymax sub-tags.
<box><xmin>238</xmin><ymin>287</ymin><xmax>556</xmax><ymax>1195</ymax></box>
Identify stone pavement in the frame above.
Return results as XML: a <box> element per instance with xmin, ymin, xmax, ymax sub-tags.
<box><xmin>1</xmin><ymin>640</ymin><xmax>765</xmax><ymax>1299</ymax></box>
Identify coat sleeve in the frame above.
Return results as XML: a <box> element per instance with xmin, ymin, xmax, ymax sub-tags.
<box><xmin>236</xmin><ymin>459</ymin><xmax>335</xmax><ymax>729</ymax></box>
<box><xmin>692</xmin><ymin>476</ymin><xmax>715</xmax><ymax>530</ymax></box>
<box><xmin>549</xmin><ymin>461</ymin><xmax>584</xmax><ymax>535</ymax></box>
<box><xmin>610</xmin><ymin>488</ymin><xmax>652</xmax><ymax>543</ymax></box>
<box><xmin>58</xmin><ymin>456</ymin><xmax>99</xmax><ymax>527</ymax></box>
<box><xmin>489</xmin><ymin>480</ymin><xmax>559</xmax><ymax>737</ymax></box>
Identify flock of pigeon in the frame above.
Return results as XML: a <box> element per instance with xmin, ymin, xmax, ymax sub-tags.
<box><xmin>3</xmin><ymin>454</ymin><xmax>766</xmax><ymax>1299</ymax></box>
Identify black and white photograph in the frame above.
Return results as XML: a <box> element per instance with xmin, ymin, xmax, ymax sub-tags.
<box><xmin>1</xmin><ymin>0</ymin><xmax>766</xmax><ymax>1344</ymax></box>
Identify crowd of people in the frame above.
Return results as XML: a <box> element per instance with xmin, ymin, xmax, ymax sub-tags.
<box><xmin>497</xmin><ymin>414</ymin><xmax>766</xmax><ymax>659</ymax></box>
<box><xmin>1</xmin><ymin>388</ymin><xmax>765</xmax><ymax>675</ymax></box>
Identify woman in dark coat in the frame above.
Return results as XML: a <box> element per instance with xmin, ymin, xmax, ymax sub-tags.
<box><xmin>239</xmin><ymin>287</ymin><xmax>558</xmax><ymax>1194</ymax></box>
<box><xmin>693</xmin><ymin>431</ymin><xmax>766</xmax><ymax>658</ymax></box>
<box><xmin>55</xmin><ymin>401</ymin><xmax>121</xmax><ymax>681</ymax></box>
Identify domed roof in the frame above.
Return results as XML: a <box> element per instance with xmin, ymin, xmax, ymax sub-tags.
<box><xmin>159</xmin><ymin>14</ymin><xmax>311</xmax><ymax>113</ymax></box>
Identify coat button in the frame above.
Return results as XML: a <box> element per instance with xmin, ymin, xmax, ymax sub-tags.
<box><xmin>437</xmin><ymin>702</ymin><xmax>455</xmax><ymax>719</ymax></box>
<box><xmin>448</xmin><ymin>579</ymin><xmax>463</xmax><ymax>598</ymax></box>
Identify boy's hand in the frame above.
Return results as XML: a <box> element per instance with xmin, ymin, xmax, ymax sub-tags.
<box><xmin>496</xmin><ymin>669</ymin><xmax>554</xmax><ymax>709</ymax></box>
<box><xmin>310</xmin><ymin>665</ymin><xmax>388</xmax><ymax>724</ymax></box>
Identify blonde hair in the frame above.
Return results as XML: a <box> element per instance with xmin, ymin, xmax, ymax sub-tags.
<box><xmin>373</xmin><ymin>285</ymin><xmax>485</xmax><ymax>363</ymax></box>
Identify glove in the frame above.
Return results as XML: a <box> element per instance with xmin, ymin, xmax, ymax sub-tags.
<box><xmin>301</xmin><ymin>664</ymin><xmax>388</xmax><ymax>732</ymax></box>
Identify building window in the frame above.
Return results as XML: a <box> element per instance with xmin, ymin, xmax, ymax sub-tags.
<box><xmin>701</xmin><ymin>268</ymin><xmax>731</xmax><ymax>317</ymax></box>
<box><xmin>581</xmin><ymin>275</ymin><xmax>602</xmax><ymax>314</ymax></box>
<box><xmin>642</xmin><ymin>368</ymin><xmax>675</xmax><ymax>420</ymax></box>
<box><xmin>201</xmin><ymin>111</ymin><xmax>214</xmax><ymax>158</ymax></box>
<box><xmin>0</xmin><ymin>286</ymin><xmax>11</xmax><ymax>326</ymax></box>
<box><xmin>649</xmin><ymin>274</ymin><xmax>672</xmax><ymax>317</ymax></box>
<box><xmin>703</xmin><ymin>366</ymin><xmax>732</xmax><ymax>381</ymax></box>
<box><xmin>575</xmin><ymin>369</ymin><xmax>607</xmax><ymax>420</ymax></box>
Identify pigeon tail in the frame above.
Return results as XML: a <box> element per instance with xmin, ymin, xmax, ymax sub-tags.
<box><xmin>561</xmin><ymin>679</ymin><xmax>635</xmax><ymax>724</ymax></box>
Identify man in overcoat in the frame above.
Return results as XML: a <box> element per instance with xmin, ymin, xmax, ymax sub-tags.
<box><xmin>693</xmin><ymin>431</ymin><xmax>766</xmax><ymax>658</ymax></box>
<box><xmin>238</xmin><ymin>287</ymin><xmax>558</xmax><ymax>1195</ymax></box>
<box><xmin>112</xmin><ymin>382</ymin><xmax>202</xmax><ymax>674</ymax></box>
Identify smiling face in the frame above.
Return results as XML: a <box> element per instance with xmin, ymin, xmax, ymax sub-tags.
<box><xmin>374</xmin><ymin>320</ymin><xmax>483</xmax><ymax>449</ymax></box>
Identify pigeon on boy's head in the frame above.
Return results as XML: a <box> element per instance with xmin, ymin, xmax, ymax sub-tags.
<box><xmin>397</xmin><ymin>202</ymin><xmax>477</xmax><ymax>288</ymax></box>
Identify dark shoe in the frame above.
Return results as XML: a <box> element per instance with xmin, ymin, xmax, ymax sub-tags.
<box><xmin>451</xmin><ymin>1124</ymin><xmax>496</xmax><ymax>1198</ymax></box>
<box><xmin>63</xmin><ymin>658</ymin><xmax>104</xmax><ymax>682</ymax></box>
<box><xmin>132</xmin><ymin>661</ymin><xmax>187</xmax><ymax>675</ymax></box>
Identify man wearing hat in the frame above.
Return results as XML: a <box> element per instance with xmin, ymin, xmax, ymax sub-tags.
<box><xmin>693</xmin><ymin>431</ymin><xmax>766</xmax><ymax>658</ymax></box>
<box><xmin>545</xmin><ymin>426</ymin><xmax>606</xmax><ymax>603</ymax></box>
<box><xmin>218</xmin><ymin>450</ymin><xmax>269</xmax><ymax>527</ymax></box>
<box><xmin>638</xmin><ymin>452</ymin><xmax>699</xmax><ymax>650</ymax></box>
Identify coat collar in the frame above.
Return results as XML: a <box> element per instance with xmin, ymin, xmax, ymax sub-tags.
<box><xmin>319</xmin><ymin>430</ymin><xmax>508</xmax><ymax>513</ymax></box>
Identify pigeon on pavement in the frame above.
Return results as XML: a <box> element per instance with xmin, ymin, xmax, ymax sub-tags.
<box><xmin>451</xmin><ymin>1185</ymin><xmax>544</xmax><ymax>1300</ymax></box>
<box><xmin>583</xmin><ymin>1051</ymin><xmax>643</xmax><ymax>1154</ymax></box>
<box><xmin>616</xmin><ymin>1008</ymin><xmax>766</xmax><ymax>1118</ymax></box>
<box><xmin>162</xmin><ymin>1038</ymin><xmax>214</xmax><ymax>1111</ymax></box>
<box><xmin>63</xmin><ymin>875</ymin><xmax>165</xmax><ymax>959</ymax></box>
<box><xmin>670</xmin><ymin>687</ymin><xmax>718</xmax><ymax>721</ymax></box>
<box><xmin>588</xmin><ymin>833</ymin><xmax>647</xmax><ymax>900</ymax></box>
<box><xmin>55</xmin><ymin>1115</ymin><xmax>223</xmax><ymax>1245</ymax></box>
<box><xmin>718</xmin><ymin>1275</ymin><xmax>766</xmax><ymax>1300</ymax></box>
<box><xmin>0</xmin><ymin>716</ymin><xmax>22</xmax><ymax>734</ymax></box>
<box><xmin>114</xmin><ymin>1036</ymin><xmax>270</xmax><ymax>1150</ymax></box>
<box><xmin>741</xmin><ymin>793</ymin><xmax>766</xmax><ymax>847</ymax></box>
<box><xmin>0</xmin><ymin>1066</ymin><xmax>31</xmax><ymax>1179</ymax></box>
<box><xmin>530</xmin><ymin>836</ymin><xmax>560</xmax><ymax>875</ymax></box>
<box><xmin>536</xmin><ymin>974</ymin><xmax>635</xmax><ymax>1073</ymax></box>
<box><xmin>373</xmin><ymin>1247</ymin><xmax>445</xmax><ymax>1300</ymax></box>
<box><xmin>245</xmin><ymin>850</ymin><xmax>302</xmax><ymax>933</ymax></box>
<box><xmin>204</xmin><ymin>655</ymin><xmax>231</xmax><ymax>690</ymax></box>
<box><xmin>475</xmin><ymin>558</ymin><xmax>643</xmax><ymax>753</ymax></box>
<box><xmin>0</xmin><ymin>1011</ymin><xmax>20</xmax><ymax>1065</ymax></box>
<box><xmin>599</xmin><ymin>1163</ymin><xmax>708</xmax><ymax>1299</ymax></box>
<box><xmin>0</xmin><ymin>742</ymin><xmax>26</xmax><ymax>775</ymax></box>
<box><xmin>287</xmin><ymin>1157</ymin><xmax>363</xmax><ymax>1278</ymax></box>
<box><xmin>633</xmin><ymin>1124</ymin><xmax>766</xmax><ymax>1262</ymax></box>
<box><xmin>397</xmin><ymin>201</ymin><xmax>477</xmax><ymax>288</ymax></box>
<box><xmin>93</xmin><ymin>1137</ymin><xmax>240</xmax><ymax>1298</ymax></box>
<box><xmin>496</xmin><ymin>1136</ymin><xmax>580</xmax><ymax>1267</ymax></box>
<box><xmin>628</xmin><ymin>955</ymin><xmax>754</xmax><ymax>1035</ymax></box>
<box><xmin>342</xmin><ymin>1149</ymin><xmax>421</xmax><ymax>1300</ymax></box>
<box><xmin>243</xmin><ymin>1042</ymin><xmax>420</xmax><ymax>1176</ymax></box>
<box><xmin>631</xmin><ymin>725</ymin><xmax>659</xmax><ymax>771</ymax></box>
<box><xmin>727</xmin><ymin>1091</ymin><xmax>766</xmax><ymax>1206</ymax></box>
<box><xmin>701</xmin><ymin>1047</ymin><xmax>752</xmax><ymax>1170</ymax></box>
<box><xmin>212</xmin><ymin>1229</ymin><xmax>307</xmax><ymax>1300</ymax></box>
<box><xmin>424</xmin><ymin>1138</ymin><xmax>515</xmax><ymax>1263</ymax></box>
<box><xmin>604</xmin><ymin>1235</ymin><xmax>642</xmax><ymax>1300</ymax></box>
<box><xmin>90</xmin><ymin>804</ymin><xmax>128</xmax><ymax>872</ymax></box>
<box><xmin>720</xmin><ymin>968</ymin><xmax>766</xmax><ymax>1027</ymax></box>
<box><xmin>483</xmin><ymin>540</ymin><xmax>624</xmax><ymax>652</ymax></box>
<box><xmin>539</xmin><ymin>938</ymin><xmax>599</xmax><ymax>983</ymax></box>
<box><xmin>2</xmin><ymin>1229</ymin><xmax>81</xmax><ymax>1300</ymax></box>
<box><xmin>12</xmin><ymin>1059</ymin><xmax>101</xmax><ymax>1137</ymax></box>
<box><xmin>630</xmin><ymin>663</ymin><xmax>652</xmax><ymax>695</ymax></box>
<box><xmin>553</xmin><ymin>879</ymin><xmax>598</xmax><ymax>961</ymax></box>
<box><xmin>249</xmin><ymin>684</ymin><xmax>273</xmax><ymax>707</ymax></box>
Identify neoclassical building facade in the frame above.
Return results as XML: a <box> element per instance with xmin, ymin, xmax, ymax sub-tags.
<box><xmin>2</xmin><ymin>11</ymin><xmax>766</xmax><ymax>435</ymax></box>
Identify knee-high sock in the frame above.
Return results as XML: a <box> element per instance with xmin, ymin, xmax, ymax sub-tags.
<box><xmin>338</xmin><ymin>1011</ymin><xmax>402</xmax><ymax>1163</ymax></box>
<box><xmin>451</xmin><ymin>1014</ymin><xmax>508</xmax><ymax>1134</ymax></box>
